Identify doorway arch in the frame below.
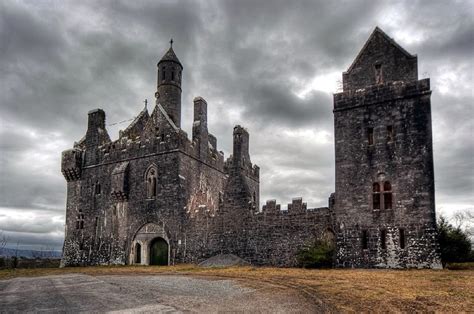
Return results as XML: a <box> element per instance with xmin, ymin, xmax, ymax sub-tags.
<box><xmin>130</xmin><ymin>222</ymin><xmax>170</xmax><ymax>266</ymax></box>
<box><xmin>149</xmin><ymin>237</ymin><xmax>169</xmax><ymax>265</ymax></box>
<box><xmin>134</xmin><ymin>242</ymin><xmax>142</xmax><ymax>264</ymax></box>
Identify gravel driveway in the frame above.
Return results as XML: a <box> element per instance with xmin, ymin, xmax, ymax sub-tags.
<box><xmin>0</xmin><ymin>274</ymin><xmax>314</xmax><ymax>313</ymax></box>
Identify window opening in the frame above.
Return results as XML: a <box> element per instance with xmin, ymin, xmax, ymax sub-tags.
<box><xmin>383</xmin><ymin>181</ymin><xmax>392</xmax><ymax>209</ymax></box>
<box><xmin>372</xmin><ymin>183</ymin><xmax>381</xmax><ymax>210</ymax></box>
<box><xmin>387</xmin><ymin>125</ymin><xmax>394</xmax><ymax>142</ymax></box>
<box><xmin>380</xmin><ymin>229</ymin><xmax>387</xmax><ymax>250</ymax></box>
<box><xmin>375</xmin><ymin>63</ymin><xmax>383</xmax><ymax>84</ymax></box>
<box><xmin>368</xmin><ymin>127</ymin><xmax>374</xmax><ymax>145</ymax></box>
<box><xmin>362</xmin><ymin>230</ymin><xmax>369</xmax><ymax>250</ymax></box>
<box><xmin>76</xmin><ymin>209</ymin><xmax>85</xmax><ymax>230</ymax></box>
<box><xmin>399</xmin><ymin>228</ymin><xmax>406</xmax><ymax>249</ymax></box>
<box><xmin>95</xmin><ymin>182</ymin><xmax>101</xmax><ymax>195</ymax></box>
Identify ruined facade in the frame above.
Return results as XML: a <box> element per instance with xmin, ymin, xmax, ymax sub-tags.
<box><xmin>61</xmin><ymin>28</ymin><xmax>441</xmax><ymax>268</ymax></box>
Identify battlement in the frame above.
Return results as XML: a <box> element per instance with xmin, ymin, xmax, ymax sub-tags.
<box><xmin>261</xmin><ymin>197</ymin><xmax>329</xmax><ymax>215</ymax></box>
<box><xmin>333</xmin><ymin>78</ymin><xmax>430</xmax><ymax>112</ymax></box>
<box><xmin>61</xmin><ymin>148</ymin><xmax>82</xmax><ymax>181</ymax></box>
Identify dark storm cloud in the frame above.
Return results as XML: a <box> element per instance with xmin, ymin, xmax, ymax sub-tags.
<box><xmin>0</xmin><ymin>0</ymin><xmax>472</xmax><ymax>249</ymax></box>
<box><xmin>243</xmin><ymin>85</ymin><xmax>333</xmax><ymax>128</ymax></box>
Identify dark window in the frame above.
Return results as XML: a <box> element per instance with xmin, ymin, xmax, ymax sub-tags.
<box><xmin>387</xmin><ymin>125</ymin><xmax>394</xmax><ymax>142</ymax></box>
<box><xmin>171</xmin><ymin>71</ymin><xmax>175</xmax><ymax>81</ymax></box>
<box><xmin>380</xmin><ymin>229</ymin><xmax>387</xmax><ymax>250</ymax></box>
<box><xmin>76</xmin><ymin>210</ymin><xmax>84</xmax><ymax>230</ymax></box>
<box><xmin>95</xmin><ymin>182</ymin><xmax>101</xmax><ymax>195</ymax></box>
<box><xmin>362</xmin><ymin>230</ymin><xmax>369</xmax><ymax>250</ymax></box>
<box><xmin>373</xmin><ymin>183</ymin><xmax>381</xmax><ymax>209</ymax></box>
<box><xmin>162</xmin><ymin>67</ymin><xmax>166</xmax><ymax>81</ymax></box>
<box><xmin>383</xmin><ymin>181</ymin><xmax>392</xmax><ymax>209</ymax></box>
<box><xmin>399</xmin><ymin>228</ymin><xmax>406</xmax><ymax>249</ymax></box>
<box><xmin>375</xmin><ymin>63</ymin><xmax>383</xmax><ymax>84</ymax></box>
<box><xmin>152</xmin><ymin>177</ymin><xmax>157</xmax><ymax>197</ymax></box>
<box><xmin>368</xmin><ymin>127</ymin><xmax>374</xmax><ymax>145</ymax></box>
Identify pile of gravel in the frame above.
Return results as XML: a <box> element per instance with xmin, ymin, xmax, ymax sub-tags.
<box><xmin>198</xmin><ymin>254</ymin><xmax>250</xmax><ymax>267</ymax></box>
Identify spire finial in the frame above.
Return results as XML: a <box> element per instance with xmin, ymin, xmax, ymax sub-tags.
<box><xmin>170</xmin><ymin>38</ymin><xmax>173</xmax><ymax>48</ymax></box>
<box><xmin>143</xmin><ymin>99</ymin><xmax>148</xmax><ymax>109</ymax></box>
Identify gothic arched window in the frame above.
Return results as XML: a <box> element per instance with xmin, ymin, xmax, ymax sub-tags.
<box><xmin>146</xmin><ymin>165</ymin><xmax>158</xmax><ymax>199</ymax></box>
<box><xmin>372</xmin><ymin>182</ymin><xmax>381</xmax><ymax>210</ymax></box>
<box><xmin>383</xmin><ymin>181</ymin><xmax>392</xmax><ymax>209</ymax></box>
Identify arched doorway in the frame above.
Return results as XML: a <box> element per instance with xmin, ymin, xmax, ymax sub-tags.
<box><xmin>130</xmin><ymin>222</ymin><xmax>170</xmax><ymax>266</ymax></box>
<box><xmin>135</xmin><ymin>243</ymin><xmax>142</xmax><ymax>264</ymax></box>
<box><xmin>149</xmin><ymin>237</ymin><xmax>168</xmax><ymax>265</ymax></box>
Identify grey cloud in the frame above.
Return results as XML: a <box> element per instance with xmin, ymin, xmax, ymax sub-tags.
<box><xmin>244</xmin><ymin>85</ymin><xmax>333</xmax><ymax>128</ymax></box>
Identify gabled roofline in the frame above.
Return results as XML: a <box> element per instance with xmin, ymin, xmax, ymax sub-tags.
<box><xmin>344</xmin><ymin>26</ymin><xmax>416</xmax><ymax>74</ymax></box>
<box><xmin>121</xmin><ymin>105</ymin><xmax>149</xmax><ymax>135</ymax></box>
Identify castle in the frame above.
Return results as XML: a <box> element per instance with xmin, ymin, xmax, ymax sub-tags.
<box><xmin>61</xmin><ymin>28</ymin><xmax>442</xmax><ymax>268</ymax></box>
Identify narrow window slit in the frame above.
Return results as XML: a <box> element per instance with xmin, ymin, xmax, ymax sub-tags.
<box><xmin>368</xmin><ymin>127</ymin><xmax>374</xmax><ymax>145</ymax></box>
<box><xmin>362</xmin><ymin>230</ymin><xmax>369</xmax><ymax>250</ymax></box>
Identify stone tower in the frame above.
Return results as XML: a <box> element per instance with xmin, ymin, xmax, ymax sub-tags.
<box><xmin>156</xmin><ymin>40</ymin><xmax>183</xmax><ymax>128</ymax></box>
<box><xmin>333</xmin><ymin>27</ymin><xmax>441</xmax><ymax>268</ymax></box>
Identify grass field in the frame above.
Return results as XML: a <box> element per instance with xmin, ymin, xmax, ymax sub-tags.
<box><xmin>1</xmin><ymin>265</ymin><xmax>472</xmax><ymax>312</ymax></box>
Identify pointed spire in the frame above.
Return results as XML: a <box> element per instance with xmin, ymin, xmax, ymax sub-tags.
<box><xmin>158</xmin><ymin>39</ymin><xmax>182</xmax><ymax>67</ymax></box>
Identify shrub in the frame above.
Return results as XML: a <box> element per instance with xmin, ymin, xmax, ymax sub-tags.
<box><xmin>438</xmin><ymin>216</ymin><xmax>472</xmax><ymax>267</ymax></box>
<box><xmin>297</xmin><ymin>240</ymin><xmax>334</xmax><ymax>268</ymax></box>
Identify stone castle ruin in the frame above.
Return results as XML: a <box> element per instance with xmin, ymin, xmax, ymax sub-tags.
<box><xmin>61</xmin><ymin>27</ymin><xmax>442</xmax><ymax>268</ymax></box>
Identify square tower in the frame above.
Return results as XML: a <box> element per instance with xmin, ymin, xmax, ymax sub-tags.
<box><xmin>333</xmin><ymin>27</ymin><xmax>441</xmax><ymax>268</ymax></box>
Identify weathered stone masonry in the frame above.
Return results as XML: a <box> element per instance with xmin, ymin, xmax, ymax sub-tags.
<box><xmin>61</xmin><ymin>28</ymin><xmax>441</xmax><ymax>268</ymax></box>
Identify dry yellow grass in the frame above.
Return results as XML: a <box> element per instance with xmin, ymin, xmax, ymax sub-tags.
<box><xmin>1</xmin><ymin>265</ymin><xmax>472</xmax><ymax>312</ymax></box>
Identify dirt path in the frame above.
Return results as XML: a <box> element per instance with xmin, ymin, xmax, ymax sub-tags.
<box><xmin>0</xmin><ymin>273</ymin><xmax>319</xmax><ymax>313</ymax></box>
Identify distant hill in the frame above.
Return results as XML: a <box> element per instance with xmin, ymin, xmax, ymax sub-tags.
<box><xmin>0</xmin><ymin>248</ymin><xmax>62</xmax><ymax>259</ymax></box>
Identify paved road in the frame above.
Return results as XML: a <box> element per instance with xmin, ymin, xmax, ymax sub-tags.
<box><xmin>0</xmin><ymin>274</ymin><xmax>313</xmax><ymax>313</ymax></box>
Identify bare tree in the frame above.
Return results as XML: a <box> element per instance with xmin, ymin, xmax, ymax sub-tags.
<box><xmin>453</xmin><ymin>209</ymin><xmax>474</xmax><ymax>237</ymax></box>
<box><xmin>0</xmin><ymin>230</ymin><xmax>8</xmax><ymax>252</ymax></box>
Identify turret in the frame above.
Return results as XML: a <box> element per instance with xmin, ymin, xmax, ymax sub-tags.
<box><xmin>192</xmin><ymin>97</ymin><xmax>209</xmax><ymax>159</ymax></box>
<box><xmin>232</xmin><ymin>125</ymin><xmax>250</xmax><ymax>166</ymax></box>
<box><xmin>155</xmin><ymin>39</ymin><xmax>183</xmax><ymax>128</ymax></box>
<box><xmin>85</xmin><ymin>109</ymin><xmax>110</xmax><ymax>148</ymax></box>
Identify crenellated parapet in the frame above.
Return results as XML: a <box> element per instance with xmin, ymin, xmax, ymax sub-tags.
<box><xmin>262</xmin><ymin>199</ymin><xmax>281</xmax><ymax>213</ymax></box>
<box><xmin>261</xmin><ymin>197</ymin><xmax>331</xmax><ymax>216</ymax></box>
<box><xmin>61</xmin><ymin>148</ymin><xmax>83</xmax><ymax>181</ymax></box>
<box><xmin>334</xmin><ymin>79</ymin><xmax>430</xmax><ymax>112</ymax></box>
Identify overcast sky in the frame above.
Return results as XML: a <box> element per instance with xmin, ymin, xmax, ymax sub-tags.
<box><xmin>1</xmin><ymin>0</ymin><xmax>473</xmax><ymax>250</ymax></box>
